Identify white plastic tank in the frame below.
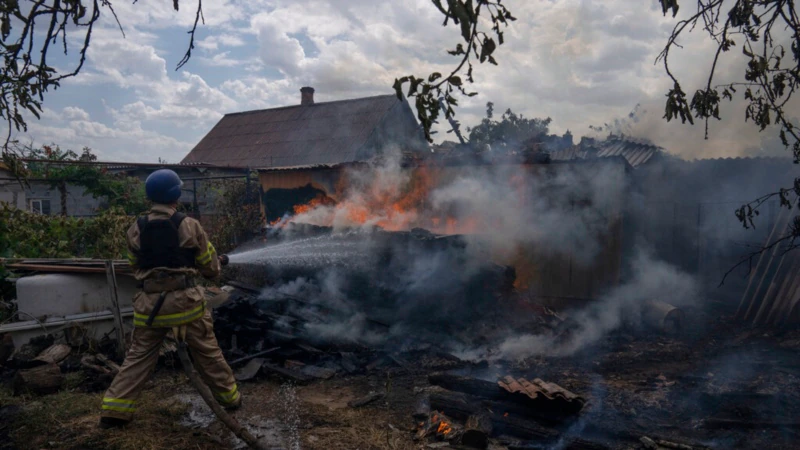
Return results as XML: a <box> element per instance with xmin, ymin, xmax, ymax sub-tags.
<box><xmin>15</xmin><ymin>273</ymin><xmax>137</xmax><ymax>318</ymax></box>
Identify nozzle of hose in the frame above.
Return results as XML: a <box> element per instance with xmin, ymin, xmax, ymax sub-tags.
<box><xmin>219</xmin><ymin>254</ymin><xmax>229</xmax><ymax>266</ymax></box>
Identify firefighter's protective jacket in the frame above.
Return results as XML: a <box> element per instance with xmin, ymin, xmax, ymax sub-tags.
<box><xmin>126</xmin><ymin>204</ymin><xmax>220</xmax><ymax>327</ymax></box>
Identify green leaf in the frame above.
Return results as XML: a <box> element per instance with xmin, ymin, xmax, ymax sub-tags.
<box><xmin>428</xmin><ymin>72</ymin><xmax>442</xmax><ymax>82</ymax></box>
<box><xmin>448</xmin><ymin>75</ymin><xmax>462</xmax><ymax>86</ymax></box>
<box><xmin>392</xmin><ymin>77</ymin><xmax>407</xmax><ymax>100</ymax></box>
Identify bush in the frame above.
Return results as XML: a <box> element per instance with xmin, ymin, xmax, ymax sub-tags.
<box><xmin>201</xmin><ymin>177</ymin><xmax>262</xmax><ymax>254</ymax></box>
<box><xmin>0</xmin><ymin>204</ymin><xmax>131</xmax><ymax>259</ymax></box>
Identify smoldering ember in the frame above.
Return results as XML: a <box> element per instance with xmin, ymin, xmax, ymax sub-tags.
<box><xmin>2</xmin><ymin>3</ymin><xmax>800</xmax><ymax>450</ymax></box>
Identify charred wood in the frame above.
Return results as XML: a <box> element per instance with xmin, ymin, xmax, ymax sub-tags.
<box><xmin>266</xmin><ymin>330</ymin><xmax>299</xmax><ymax>345</ymax></box>
<box><xmin>94</xmin><ymin>354</ymin><xmax>121</xmax><ymax>372</ymax></box>
<box><xmin>300</xmin><ymin>365</ymin><xmax>337</xmax><ymax>380</ymax></box>
<box><xmin>503</xmin><ymin>439</ymin><xmax>610</xmax><ymax>450</ymax></box>
<box><xmin>428</xmin><ymin>391</ymin><xmax>559</xmax><ymax>440</ymax></box>
<box><xmin>0</xmin><ymin>334</ymin><xmax>14</xmax><ymax>366</ymax></box>
<box><xmin>459</xmin><ymin>414</ymin><xmax>492</xmax><ymax>449</ymax></box>
<box><xmin>703</xmin><ymin>418</ymin><xmax>800</xmax><ymax>430</ymax></box>
<box><xmin>348</xmin><ymin>392</ymin><xmax>385</xmax><ymax>408</ymax></box>
<box><xmin>428</xmin><ymin>373</ymin><xmax>580</xmax><ymax>422</ymax></box>
<box><xmin>229</xmin><ymin>347</ymin><xmax>280</xmax><ymax>366</ymax></box>
<box><xmin>261</xmin><ymin>362</ymin><xmax>314</xmax><ymax>384</ymax></box>
<box><xmin>13</xmin><ymin>363</ymin><xmax>64</xmax><ymax>395</ymax></box>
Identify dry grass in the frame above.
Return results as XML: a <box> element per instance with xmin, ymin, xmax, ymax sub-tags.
<box><xmin>1</xmin><ymin>373</ymin><xmax>219</xmax><ymax>450</ymax></box>
<box><xmin>1</xmin><ymin>370</ymin><xmax>426</xmax><ymax>449</ymax></box>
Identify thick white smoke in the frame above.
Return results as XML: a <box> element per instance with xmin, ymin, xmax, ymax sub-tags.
<box><xmin>429</xmin><ymin>161</ymin><xmax>626</xmax><ymax>264</ymax></box>
<box><xmin>261</xmin><ymin>148</ymin><xmax>701</xmax><ymax>357</ymax></box>
<box><xmin>469</xmin><ymin>250</ymin><xmax>699</xmax><ymax>361</ymax></box>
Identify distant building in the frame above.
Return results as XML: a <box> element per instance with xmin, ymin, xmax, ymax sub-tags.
<box><xmin>0</xmin><ymin>160</ymin><xmax>250</xmax><ymax>217</ymax></box>
<box><xmin>549</xmin><ymin>135</ymin><xmax>664</xmax><ymax>168</ymax></box>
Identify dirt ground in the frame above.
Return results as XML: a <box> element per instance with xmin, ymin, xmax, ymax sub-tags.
<box><xmin>3</xmin><ymin>306</ymin><xmax>800</xmax><ymax>449</ymax></box>
<box><xmin>0</xmin><ymin>368</ymin><xmax>427</xmax><ymax>450</ymax></box>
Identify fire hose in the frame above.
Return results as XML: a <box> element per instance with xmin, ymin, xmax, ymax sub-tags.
<box><xmin>170</xmin><ymin>254</ymin><xmax>265</xmax><ymax>449</ymax></box>
<box><xmin>173</xmin><ymin>324</ymin><xmax>266</xmax><ymax>449</ymax></box>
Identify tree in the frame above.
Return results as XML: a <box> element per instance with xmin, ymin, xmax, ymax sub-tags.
<box><xmin>0</xmin><ymin>0</ymin><xmax>204</xmax><ymax>153</ymax></box>
<box><xmin>657</xmin><ymin>1</ymin><xmax>799</xmax><ymax>157</ymax></box>
<box><xmin>22</xmin><ymin>144</ymin><xmax>149</xmax><ymax>216</ymax></box>
<box><xmin>467</xmin><ymin>102</ymin><xmax>552</xmax><ymax>151</ymax></box>
<box><xmin>656</xmin><ymin>1</ymin><xmax>800</xmax><ymax>280</ymax></box>
<box><xmin>394</xmin><ymin>1</ymin><xmax>517</xmax><ymax>142</ymax></box>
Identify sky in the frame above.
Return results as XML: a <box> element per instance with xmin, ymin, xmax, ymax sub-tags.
<box><xmin>4</xmin><ymin>0</ymin><xmax>798</xmax><ymax>163</ymax></box>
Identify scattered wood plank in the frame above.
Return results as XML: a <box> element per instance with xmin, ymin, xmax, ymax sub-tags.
<box><xmin>94</xmin><ymin>354</ymin><xmax>121</xmax><ymax>372</ymax></box>
<box><xmin>229</xmin><ymin>347</ymin><xmax>280</xmax><ymax>366</ymax></box>
<box><xmin>348</xmin><ymin>392</ymin><xmax>385</xmax><ymax>408</ymax></box>
<box><xmin>703</xmin><ymin>418</ymin><xmax>800</xmax><ymax>430</ymax></box>
<box><xmin>300</xmin><ymin>365</ymin><xmax>337</xmax><ymax>380</ymax></box>
<box><xmin>428</xmin><ymin>373</ymin><xmax>583</xmax><ymax>421</ymax></box>
<box><xmin>34</xmin><ymin>344</ymin><xmax>71</xmax><ymax>365</ymax></box>
<box><xmin>236</xmin><ymin>358</ymin><xmax>265</xmax><ymax>382</ymax></box>
<box><xmin>261</xmin><ymin>362</ymin><xmax>313</xmax><ymax>384</ymax></box>
<box><xmin>429</xmin><ymin>391</ymin><xmax>558</xmax><ymax>440</ymax></box>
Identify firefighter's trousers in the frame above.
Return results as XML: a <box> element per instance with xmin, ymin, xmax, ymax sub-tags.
<box><xmin>100</xmin><ymin>308</ymin><xmax>240</xmax><ymax>421</ymax></box>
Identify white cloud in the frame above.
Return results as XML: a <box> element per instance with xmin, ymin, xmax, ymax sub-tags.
<box><xmin>4</xmin><ymin>0</ymin><xmax>796</xmax><ymax>161</ymax></box>
<box><xmin>62</xmin><ymin>107</ymin><xmax>91</xmax><ymax>122</ymax></box>
<box><xmin>198</xmin><ymin>33</ymin><xmax>247</xmax><ymax>51</ymax></box>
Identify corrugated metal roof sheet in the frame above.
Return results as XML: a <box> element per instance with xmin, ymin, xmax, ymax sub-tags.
<box><xmin>551</xmin><ymin>138</ymin><xmax>662</xmax><ymax>168</ymax></box>
<box><xmin>497</xmin><ymin>376</ymin><xmax>586</xmax><ymax>414</ymax></box>
<box><xmin>182</xmin><ymin>94</ymin><xmax>406</xmax><ymax>169</ymax></box>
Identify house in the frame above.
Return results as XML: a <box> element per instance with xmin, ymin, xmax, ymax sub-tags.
<box><xmin>181</xmin><ymin>87</ymin><xmax>428</xmax><ymax>222</ymax></box>
<box><xmin>0</xmin><ymin>160</ymin><xmax>251</xmax><ymax>217</ymax></box>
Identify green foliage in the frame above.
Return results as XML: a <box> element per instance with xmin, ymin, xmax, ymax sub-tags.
<box><xmin>394</xmin><ymin>0</ymin><xmax>516</xmax><ymax>142</ymax></box>
<box><xmin>467</xmin><ymin>102</ymin><xmax>552</xmax><ymax>150</ymax></box>
<box><xmin>23</xmin><ymin>144</ymin><xmax>150</xmax><ymax>216</ymax></box>
<box><xmin>0</xmin><ymin>203</ymin><xmax>130</xmax><ymax>259</ymax></box>
<box><xmin>200</xmin><ymin>176</ymin><xmax>261</xmax><ymax>254</ymax></box>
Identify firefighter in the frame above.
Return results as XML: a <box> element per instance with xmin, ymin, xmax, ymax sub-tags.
<box><xmin>98</xmin><ymin>169</ymin><xmax>240</xmax><ymax>429</ymax></box>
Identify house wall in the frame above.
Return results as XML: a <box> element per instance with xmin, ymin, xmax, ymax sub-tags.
<box><xmin>0</xmin><ymin>169</ymin><xmax>102</xmax><ymax>216</ymax></box>
<box><xmin>0</xmin><ymin>169</ymin><xmax>27</xmax><ymax>209</ymax></box>
<box><xmin>23</xmin><ymin>182</ymin><xmax>104</xmax><ymax>216</ymax></box>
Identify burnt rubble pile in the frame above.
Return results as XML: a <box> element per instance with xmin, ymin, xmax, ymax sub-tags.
<box><xmin>219</xmin><ymin>223</ymin><xmax>519</xmax><ymax>348</ymax></box>
<box><xmin>414</xmin><ymin>373</ymin><xmax>595</xmax><ymax>449</ymax></box>
<box><xmin>0</xmin><ymin>333</ymin><xmax>124</xmax><ymax>395</ymax></box>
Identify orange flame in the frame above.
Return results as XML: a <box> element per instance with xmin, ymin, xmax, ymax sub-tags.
<box><xmin>437</xmin><ymin>420</ymin><xmax>453</xmax><ymax>435</ymax></box>
<box><xmin>269</xmin><ymin>164</ymin><xmax>524</xmax><ymax>237</ymax></box>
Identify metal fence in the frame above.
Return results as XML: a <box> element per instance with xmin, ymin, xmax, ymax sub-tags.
<box><xmin>633</xmin><ymin>198</ymin><xmax>782</xmax><ymax>301</ymax></box>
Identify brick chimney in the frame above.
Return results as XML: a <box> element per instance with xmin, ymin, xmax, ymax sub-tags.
<box><xmin>300</xmin><ymin>86</ymin><xmax>315</xmax><ymax>105</ymax></box>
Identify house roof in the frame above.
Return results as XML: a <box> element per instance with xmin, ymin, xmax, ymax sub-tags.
<box><xmin>550</xmin><ymin>137</ymin><xmax>663</xmax><ymax>168</ymax></box>
<box><xmin>181</xmin><ymin>94</ymin><xmax>409</xmax><ymax>169</ymax></box>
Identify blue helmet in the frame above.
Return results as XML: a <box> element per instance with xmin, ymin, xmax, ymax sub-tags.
<box><xmin>145</xmin><ymin>169</ymin><xmax>183</xmax><ymax>204</ymax></box>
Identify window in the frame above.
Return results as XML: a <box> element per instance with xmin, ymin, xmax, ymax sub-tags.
<box><xmin>30</xmin><ymin>199</ymin><xmax>51</xmax><ymax>215</ymax></box>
